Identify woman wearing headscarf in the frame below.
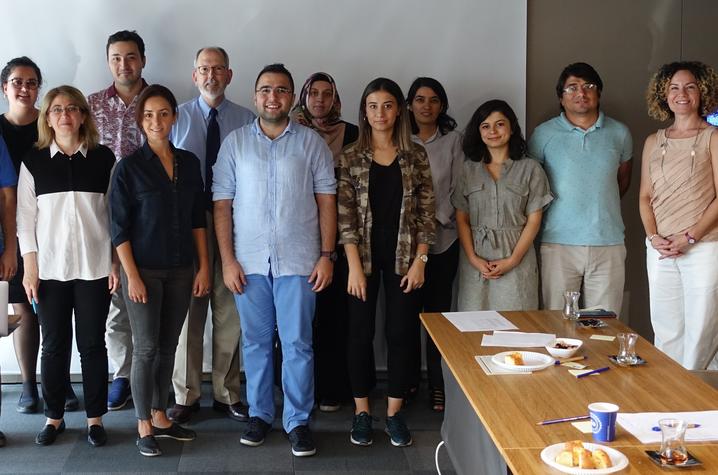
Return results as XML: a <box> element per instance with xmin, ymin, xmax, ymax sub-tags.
<box><xmin>290</xmin><ymin>73</ymin><xmax>360</xmax><ymax>412</ymax></box>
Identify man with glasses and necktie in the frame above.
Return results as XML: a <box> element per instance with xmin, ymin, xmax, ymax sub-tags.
<box><xmin>87</xmin><ymin>30</ymin><xmax>149</xmax><ymax>412</ymax></box>
<box><xmin>213</xmin><ymin>64</ymin><xmax>336</xmax><ymax>457</ymax></box>
<box><xmin>167</xmin><ymin>46</ymin><xmax>254</xmax><ymax>426</ymax></box>
<box><xmin>528</xmin><ymin>62</ymin><xmax>633</xmax><ymax>320</ymax></box>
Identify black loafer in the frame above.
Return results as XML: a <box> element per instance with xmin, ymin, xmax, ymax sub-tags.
<box><xmin>17</xmin><ymin>387</ymin><xmax>40</xmax><ymax>414</ymax></box>
<box><xmin>213</xmin><ymin>400</ymin><xmax>249</xmax><ymax>422</ymax></box>
<box><xmin>87</xmin><ymin>424</ymin><xmax>107</xmax><ymax>447</ymax></box>
<box><xmin>167</xmin><ymin>401</ymin><xmax>200</xmax><ymax>424</ymax></box>
<box><xmin>35</xmin><ymin>420</ymin><xmax>65</xmax><ymax>446</ymax></box>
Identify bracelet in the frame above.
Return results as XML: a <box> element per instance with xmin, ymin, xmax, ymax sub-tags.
<box><xmin>648</xmin><ymin>234</ymin><xmax>659</xmax><ymax>242</ymax></box>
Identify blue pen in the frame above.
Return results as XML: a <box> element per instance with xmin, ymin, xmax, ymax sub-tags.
<box><xmin>576</xmin><ymin>366</ymin><xmax>610</xmax><ymax>378</ymax></box>
<box><xmin>31</xmin><ymin>297</ymin><xmax>38</xmax><ymax>314</ymax></box>
<box><xmin>652</xmin><ymin>423</ymin><xmax>700</xmax><ymax>432</ymax></box>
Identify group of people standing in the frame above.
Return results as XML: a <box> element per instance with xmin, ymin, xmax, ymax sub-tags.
<box><xmin>0</xmin><ymin>28</ymin><xmax>717</xmax><ymax>458</ymax></box>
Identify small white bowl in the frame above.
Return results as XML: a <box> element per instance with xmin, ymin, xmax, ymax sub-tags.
<box><xmin>545</xmin><ymin>338</ymin><xmax>583</xmax><ymax>359</ymax></box>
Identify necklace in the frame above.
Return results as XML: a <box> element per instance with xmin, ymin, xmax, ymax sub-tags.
<box><xmin>660</xmin><ymin>126</ymin><xmax>704</xmax><ymax>177</ymax></box>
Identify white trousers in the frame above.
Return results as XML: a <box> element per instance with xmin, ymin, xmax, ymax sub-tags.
<box><xmin>646</xmin><ymin>240</ymin><xmax>718</xmax><ymax>370</ymax></box>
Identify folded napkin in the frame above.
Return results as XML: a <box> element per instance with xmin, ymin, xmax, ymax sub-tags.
<box><xmin>617</xmin><ymin>411</ymin><xmax>718</xmax><ymax>444</ymax></box>
<box><xmin>481</xmin><ymin>331</ymin><xmax>555</xmax><ymax>348</ymax></box>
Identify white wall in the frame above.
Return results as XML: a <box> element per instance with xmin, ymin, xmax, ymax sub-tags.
<box><xmin>0</xmin><ymin>0</ymin><xmax>526</xmax><ymax>376</ymax></box>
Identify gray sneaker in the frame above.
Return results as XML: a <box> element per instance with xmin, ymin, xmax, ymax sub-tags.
<box><xmin>350</xmin><ymin>411</ymin><xmax>373</xmax><ymax>446</ymax></box>
<box><xmin>385</xmin><ymin>412</ymin><xmax>412</xmax><ymax>447</ymax></box>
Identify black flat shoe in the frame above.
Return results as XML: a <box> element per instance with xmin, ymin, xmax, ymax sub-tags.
<box><xmin>136</xmin><ymin>435</ymin><xmax>161</xmax><ymax>457</ymax></box>
<box><xmin>87</xmin><ymin>425</ymin><xmax>107</xmax><ymax>447</ymax></box>
<box><xmin>152</xmin><ymin>423</ymin><xmax>196</xmax><ymax>441</ymax></box>
<box><xmin>0</xmin><ymin>430</ymin><xmax>6</xmax><ymax>447</ymax></box>
<box><xmin>35</xmin><ymin>421</ymin><xmax>65</xmax><ymax>446</ymax></box>
<box><xmin>17</xmin><ymin>384</ymin><xmax>40</xmax><ymax>414</ymax></box>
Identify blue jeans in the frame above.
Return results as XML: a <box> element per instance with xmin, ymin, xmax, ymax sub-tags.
<box><xmin>234</xmin><ymin>273</ymin><xmax>315</xmax><ymax>432</ymax></box>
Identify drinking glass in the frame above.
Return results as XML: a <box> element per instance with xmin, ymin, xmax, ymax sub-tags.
<box><xmin>616</xmin><ymin>332</ymin><xmax>639</xmax><ymax>365</ymax></box>
<box><xmin>562</xmin><ymin>291</ymin><xmax>580</xmax><ymax>320</ymax></box>
<box><xmin>658</xmin><ymin>418</ymin><xmax>688</xmax><ymax>465</ymax></box>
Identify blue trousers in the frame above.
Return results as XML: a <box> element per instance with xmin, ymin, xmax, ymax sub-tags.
<box><xmin>234</xmin><ymin>273</ymin><xmax>315</xmax><ymax>432</ymax></box>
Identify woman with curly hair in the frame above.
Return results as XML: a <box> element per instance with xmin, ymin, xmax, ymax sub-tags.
<box><xmin>639</xmin><ymin>61</ymin><xmax>718</xmax><ymax>370</ymax></box>
<box><xmin>451</xmin><ymin>100</ymin><xmax>552</xmax><ymax>312</ymax></box>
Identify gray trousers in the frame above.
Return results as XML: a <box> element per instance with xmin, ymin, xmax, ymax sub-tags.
<box><xmin>122</xmin><ymin>266</ymin><xmax>193</xmax><ymax>420</ymax></box>
<box><xmin>106</xmin><ymin>291</ymin><xmax>132</xmax><ymax>379</ymax></box>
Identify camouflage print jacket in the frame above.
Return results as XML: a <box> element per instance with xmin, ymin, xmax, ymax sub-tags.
<box><xmin>337</xmin><ymin>142</ymin><xmax>436</xmax><ymax>276</ymax></box>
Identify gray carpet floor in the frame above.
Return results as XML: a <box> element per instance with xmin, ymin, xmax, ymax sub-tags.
<box><xmin>0</xmin><ymin>382</ymin><xmax>456</xmax><ymax>474</ymax></box>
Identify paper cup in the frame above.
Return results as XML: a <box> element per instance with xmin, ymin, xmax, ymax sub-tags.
<box><xmin>589</xmin><ymin>402</ymin><xmax>619</xmax><ymax>442</ymax></box>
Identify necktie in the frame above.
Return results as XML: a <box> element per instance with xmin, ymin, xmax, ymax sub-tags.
<box><xmin>205</xmin><ymin>107</ymin><xmax>220</xmax><ymax>207</ymax></box>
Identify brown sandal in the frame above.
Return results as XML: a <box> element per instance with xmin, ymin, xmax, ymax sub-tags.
<box><xmin>430</xmin><ymin>388</ymin><xmax>445</xmax><ymax>412</ymax></box>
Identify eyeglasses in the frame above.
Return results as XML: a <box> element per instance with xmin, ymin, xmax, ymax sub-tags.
<box><xmin>48</xmin><ymin>105</ymin><xmax>82</xmax><ymax>115</ymax></box>
<box><xmin>562</xmin><ymin>83</ymin><xmax>598</xmax><ymax>95</ymax></box>
<box><xmin>196</xmin><ymin>65</ymin><xmax>227</xmax><ymax>76</ymax></box>
<box><xmin>256</xmin><ymin>86</ymin><xmax>293</xmax><ymax>97</ymax></box>
<box><xmin>8</xmin><ymin>78</ymin><xmax>39</xmax><ymax>90</ymax></box>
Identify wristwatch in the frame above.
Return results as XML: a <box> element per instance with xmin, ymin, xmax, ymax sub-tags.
<box><xmin>416</xmin><ymin>254</ymin><xmax>429</xmax><ymax>264</ymax></box>
<box><xmin>685</xmin><ymin>232</ymin><xmax>697</xmax><ymax>244</ymax></box>
<box><xmin>320</xmin><ymin>250</ymin><xmax>338</xmax><ymax>262</ymax></box>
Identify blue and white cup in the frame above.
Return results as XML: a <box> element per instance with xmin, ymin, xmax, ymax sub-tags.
<box><xmin>589</xmin><ymin>402</ymin><xmax>619</xmax><ymax>442</ymax></box>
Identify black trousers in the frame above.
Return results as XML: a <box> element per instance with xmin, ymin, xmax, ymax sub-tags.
<box><xmin>37</xmin><ymin>278</ymin><xmax>111</xmax><ymax>419</ymax></box>
<box><xmin>347</xmin><ymin>229</ymin><xmax>421</xmax><ymax>398</ymax></box>
<box><xmin>421</xmin><ymin>241</ymin><xmax>459</xmax><ymax>390</ymax></box>
<box><xmin>313</xmin><ymin>248</ymin><xmax>352</xmax><ymax>401</ymax></box>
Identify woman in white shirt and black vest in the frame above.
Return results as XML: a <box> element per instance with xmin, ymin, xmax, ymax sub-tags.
<box><xmin>17</xmin><ymin>85</ymin><xmax>117</xmax><ymax>447</ymax></box>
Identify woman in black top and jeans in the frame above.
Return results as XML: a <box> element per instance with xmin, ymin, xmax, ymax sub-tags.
<box><xmin>110</xmin><ymin>84</ymin><xmax>209</xmax><ymax>457</ymax></box>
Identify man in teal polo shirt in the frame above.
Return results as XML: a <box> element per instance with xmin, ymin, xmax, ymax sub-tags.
<box><xmin>528</xmin><ymin>62</ymin><xmax>633</xmax><ymax>319</ymax></box>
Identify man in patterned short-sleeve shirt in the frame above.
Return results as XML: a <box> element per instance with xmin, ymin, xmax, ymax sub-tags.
<box><xmin>87</xmin><ymin>29</ymin><xmax>148</xmax><ymax>411</ymax></box>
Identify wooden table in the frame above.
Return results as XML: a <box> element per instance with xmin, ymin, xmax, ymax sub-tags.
<box><xmin>421</xmin><ymin>311</ymin><xmax>718</xmax><ymax>474</ymax></box>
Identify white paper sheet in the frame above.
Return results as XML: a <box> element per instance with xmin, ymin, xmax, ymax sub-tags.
<box><xmin>617</xmin><ymin>411</ymin><xmax>718</xmax><ymax>444</ymax></box>
<box><xmin>442</xmin><ymin>311</ymin><xmax>518</xmax><ymax>332</ymax></box>
<box><xmin>480</xmin><ymin>330</ymin><xmax>556</xmax><ymax>347</ymax></box>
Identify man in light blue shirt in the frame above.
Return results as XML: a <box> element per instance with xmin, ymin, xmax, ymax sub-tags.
<box><xmin>528</xmin><ymin>62</ymin><xmax>633</xmax><ymax>319</ymax></box>
<box><xmin>167</xmin><ymin>47</ymin><xmax>255</xmax><ymax>425</ymax></box>
<box><xmin>213</xmin><ymin>64</ymin><xmax>336</xmax><ymax>457</ymax></box>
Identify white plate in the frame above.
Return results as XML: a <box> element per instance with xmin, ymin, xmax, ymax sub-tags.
<box><xmin>540</xmin><ymin>442</ymin><xmax>629</xmax><ymax>474</ymax></box>
<box><xmin>490</xmin><ymin>351</ymin><xmax>554</xmax><ymax>372</ymax></box>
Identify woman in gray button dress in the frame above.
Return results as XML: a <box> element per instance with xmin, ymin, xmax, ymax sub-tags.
<box><xmin>452</xmin><ymin>100</ymin><xmax>552</xmax><ymax>311</ymax></box>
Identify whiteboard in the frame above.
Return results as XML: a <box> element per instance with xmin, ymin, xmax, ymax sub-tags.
<box><xmin>0</xmin><ymin>0</ymin><xmax>526</xmax><ymax>375</ymax></box>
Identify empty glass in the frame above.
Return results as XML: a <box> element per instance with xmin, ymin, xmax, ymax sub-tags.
<box><xmin>562</xmin><ymin>291</ymin><xmax>580</xmax><ymax>320</ymax></box>
<box><xmin>616</xmin><ymin>332</ymin><xmax>639</xmax><ymax>365</ymax></box>
<box><xmin>658</xmin><ymin>418</ymin><xmax>688</xmax><ymax>465</ymax></box>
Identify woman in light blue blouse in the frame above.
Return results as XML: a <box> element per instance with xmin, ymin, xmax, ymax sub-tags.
<box><xmin>406</xmin><ymin>77</ymin><xmax>463</xmax><ymax>412</ymax></box>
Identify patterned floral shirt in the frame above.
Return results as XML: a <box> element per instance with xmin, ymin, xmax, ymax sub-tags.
<box><xmin>87</xmin><ymin>81</ymin><xmax>147</xmax><ymax>161</ymax></box>
<box><xmin>338</xmin><ymin>142</ymin><xmax>436</xmax><ymax>276</ymax></box>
